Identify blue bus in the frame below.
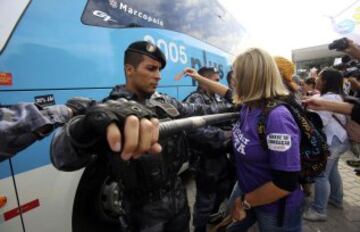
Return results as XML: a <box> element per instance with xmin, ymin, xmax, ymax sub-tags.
<box><xmin>0</xmin><ymin>0</ymin><xmax>246</xmax><ymax>231</ymax></box>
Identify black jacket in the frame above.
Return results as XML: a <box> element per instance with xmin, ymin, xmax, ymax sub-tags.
<box><xmin>51</xmin><ymin>85</ymin><xmax>233</xmax><ymax>191</ymax></box>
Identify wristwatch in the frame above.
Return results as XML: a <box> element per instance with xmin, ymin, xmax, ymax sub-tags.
<box><xmin>240</xmin><ymin>194</ymin><xmax>251</xmax><ymax>210</ymax></box>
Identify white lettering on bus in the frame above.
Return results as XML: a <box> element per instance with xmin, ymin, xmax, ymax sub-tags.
<box><xmin>119</xmin><ymin>2</ymin><xmax>127</xmax><ymax>11</ymax></box>
<box><xmin>144</xmin><ymin>35</ymin><xmax>188</xmax><ymax>64</ymax></box>
<box><xmin>93</xmin><ymin>10</ymin><xmax>117</xmax><ymax>22</ymax></box>
<box><xmin>114</xmin><ymin>2</ymin><xmax>164</xmax><ymax>27</ymax></box>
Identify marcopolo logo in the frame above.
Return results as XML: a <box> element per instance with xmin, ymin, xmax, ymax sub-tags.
<box><xmin>108</xmin><ymin>0</ymin><xmax>164</xmax><ymax>27</ymax></box>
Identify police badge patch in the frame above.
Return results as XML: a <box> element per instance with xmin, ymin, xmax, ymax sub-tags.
<box><xmin>146</xmin><ymin>42</ymin><xmax>156</xmax><ymax>53</ymax></box>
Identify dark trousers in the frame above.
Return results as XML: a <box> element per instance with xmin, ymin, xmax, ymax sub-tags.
<box><xmin>129</xmin><ymin>178</ymin><xmax>190</xmax><ymax>232</ymax></box>
<box><xmin>193</xmin><ymin>177</ymin><xmax>232</xmax><ymax>230</ymax></box>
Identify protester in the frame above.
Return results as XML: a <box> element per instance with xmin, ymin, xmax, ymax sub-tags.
<box><xmin>179</xmin><ymin>51</ymin><xmax>306</xmax><ymax>230</ymax></box>
<box><xmin>309</xmin><ymin>67</ymin><xmax>319</xmax><ymax>79</ymax></box>
<box><xmin>273</xmin><ymin>56</ymin><xmax>302</xmax><ymax>104</ymax></box>
<box><xmin>303</xmin><ymin>77</ymin><xmax>320</xmax><ymax>97</ymax></box>
<box><xmin>303</xmin><ymin>67</ymin><xmax>350</xmax><ymax>222</ymax></box>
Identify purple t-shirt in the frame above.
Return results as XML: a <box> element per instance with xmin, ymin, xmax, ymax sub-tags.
<box><xmin>233</xmin><ymin>105</ymin><xmax>304</xmax><ymax>213</ymax></box>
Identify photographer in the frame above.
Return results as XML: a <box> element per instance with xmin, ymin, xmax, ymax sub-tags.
<box><xmin>330</xmin><ymin>38</ymin><xmax>360</xmax><ymax>98</ymax></box>
<box><xmin>329</xmin><ymin>38</ymin><xmax>360</xmax><ymax>164</ymax></box>
<box><xmin>329</xmin><ymin>38</ymin><xmax>360</xmax><ymax>60</ymax></box>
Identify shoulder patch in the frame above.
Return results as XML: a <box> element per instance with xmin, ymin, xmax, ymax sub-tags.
<box><xmin>266</xmin><ymin>133</ymin><xmax>292</xmax><ymax>152</ymax></box>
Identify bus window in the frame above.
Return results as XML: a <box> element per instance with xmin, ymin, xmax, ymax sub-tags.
<box><xmin>0</xmin><ymin>0</ymin><xmax>31</xmax><ymax>53</ymax></box>
<box><xmin>81</xmin><ymin>0</ymin><xmax>247</xmax><ymax>54</ymax></box>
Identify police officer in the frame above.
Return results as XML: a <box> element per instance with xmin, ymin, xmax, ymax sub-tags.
<box><xmin>51</xmin><ymin>41</ymin><xmax>233</xmax><ymax>232</ymax></box>
<box><xmin>184</xmin><ymin>67</ymin><xmax>234</xmax><ymax>232</ymax></box>
<box><xmin>0</xmin><ymin>97</ymin><xmax>93</xmax><ymax>162</ymax></box>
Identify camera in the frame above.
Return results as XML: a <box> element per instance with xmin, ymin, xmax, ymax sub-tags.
<box><xmin>333</xmin><ymin>55</ymin><xmax>360</xmax><ymax>78</ymax></box>
<box><xmin>334</xmin><ymin>55</ymin><xmax>355</xmax><ymax>69</ymax></box>
<box><xmin>329</xmin><ymin>38</ymin><xmax>349</xmax><ymax>51</ymax></box>
<box><xmin>342</xmin><ymin>65</ymin><xmax>360</xmax><ymax>78</ymax></box>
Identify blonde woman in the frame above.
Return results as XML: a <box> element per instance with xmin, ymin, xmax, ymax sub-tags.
<box><xmin>185</xmin><ymin>48</ymin><xmax>304</xmax><ymax>231</ymax></box>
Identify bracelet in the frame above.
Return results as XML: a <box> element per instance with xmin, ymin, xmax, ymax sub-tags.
<box><xmin>240</xmin><ymin>194</ymin><xmax>251</xmax><ymax>210</ymax></box>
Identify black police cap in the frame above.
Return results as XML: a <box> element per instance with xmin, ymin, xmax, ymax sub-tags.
<box><xmin>198</xmin><ymin>66</ymin><xmax>219</xmax><ymax>77</ymax></box>
<box><xmin>125</xmin><ymin>41</ymin><xmax>166</xmax><ymax>69</ymax></box>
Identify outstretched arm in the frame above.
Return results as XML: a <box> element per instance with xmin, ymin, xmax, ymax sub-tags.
<box><xmin>0</xmin><ymin>97</ymin><xmax>97</xmax><ymax>162</ymax></box>
<box><xmin>176</xmin><ymin>68</ymin><xmax>231</xmax><ymax>98</ymax></box>
<box><xmin>303</xmin><ymin>97</ymin><xmax>360</xmax><ymax>124</ymax></box>
<box><xmin>344</xmin><ymin>38</ymin><xmax>360</xmax><ymax>60</ymax></box>
<box><xmin>302</xmin><ymin>98</ymin><xmax>353</xmax><ymax>115</ymax></box>
<box><xmin>0</xmin><ymin>103</ymin><xmax>72</xmax><ymax>162</ymax></box>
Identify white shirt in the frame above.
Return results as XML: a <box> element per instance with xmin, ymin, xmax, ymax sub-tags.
<box><xmin>316</xmin><ymin>93</ymin><xmax>348</xmax><ymax>145</ymax></box>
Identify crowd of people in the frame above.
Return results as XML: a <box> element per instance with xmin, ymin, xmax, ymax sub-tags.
<box><xmin>1</xmin><ymin>37</ymin><xmax>360</xmax><ymax>232</ymax></box>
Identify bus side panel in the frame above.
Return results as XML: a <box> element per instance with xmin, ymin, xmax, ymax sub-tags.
<box><xmin>0</xmin><ymin>89</ymin><xmax>109</xmax><ymax>231</ymax></box>
<box><xmin>0</xmin><ymin>1</ymin><xmax>233</xmax><ymax>231</ymax></box>
<box><xmin>177</xmin><ymin>86</ymin><xmax>197</xmax><ymax>101</ymax></box>
<box><xmin>0</xmin><ymin>0</ymin><xmax>232</xmax><ymax>92</ymax></box>
<box><xmin>17</xmin><ymin>166</ymin><xmax>83</xmax><ymax>232</ymax></box>
<box><xmin>0</xmin><ymin>161</ymin><xmax>24</xmax><ymax>232</ymax></box>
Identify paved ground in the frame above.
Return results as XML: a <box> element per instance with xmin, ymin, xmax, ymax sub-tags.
<box><xmin>303</xmin><ymin>151</ymin><xmax>360</xmax><ymax>232</ymax></box>
<box><xmin>184</xmin><ymin>151</ymin><xmax>360</xmax><ymax>232</ymax></box>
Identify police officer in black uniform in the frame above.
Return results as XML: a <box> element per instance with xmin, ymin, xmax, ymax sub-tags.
<box><xmin>184</xmin><ymin>67</ymin><xmax>234</xmax><ymax>232</ymax></box>
<box><xmin>0</xmin><ymin>97</ymin><xmax>93</xmax><ymax>162</ymax></box>
<box><xmin>51</xmin><ymin>41</ymin><xmax>233</xmax><ymax>232</ymax></box>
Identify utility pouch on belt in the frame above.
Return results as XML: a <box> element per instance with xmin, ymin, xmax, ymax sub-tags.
<box><xmin>148</xmin><ymin>96</ymin><xmax>180</xmax><ymax>118</ymax></box>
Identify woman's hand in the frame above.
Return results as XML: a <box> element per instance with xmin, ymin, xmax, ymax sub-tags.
<box><xmin>302</xmin><ymin>97</ymin><xmax>329</xmax><ymax>111</ymax></box>
<box><xmin>231</xmin><ymin>197</ymin><xmax>247</xmax><ymax>222</ymax></box>
<box><xmin>348</xmin><ymin>77</ymin><xmax>360</xmax><ymax>91</ymax></box>
<box><xmin>174</xmin><ymin>68</ymin><xmax>202</xmax><ymax>81</ymax></box>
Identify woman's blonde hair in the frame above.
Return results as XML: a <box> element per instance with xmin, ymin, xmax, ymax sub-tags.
<box><xmin>233</xmin><ymin>48</ymin><xmax>288</xmax><ymax>106</ymax></box>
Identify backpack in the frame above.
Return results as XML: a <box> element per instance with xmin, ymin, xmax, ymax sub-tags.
<box><xmin>257</xmin><ymin>99</ymin><xmax>330</xmax><ymax>183</ymax></box>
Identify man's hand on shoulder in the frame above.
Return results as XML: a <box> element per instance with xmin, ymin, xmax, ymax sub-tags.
<box><xmin>65</xmin><ymin>96</ymin><xmax>96</xmax><ymax>116</ymax></box>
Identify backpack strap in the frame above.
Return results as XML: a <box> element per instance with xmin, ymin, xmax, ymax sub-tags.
<box><xmin>257</xmin><ymin>100</ymin><xmax>282</xmax><ymax>150</ymax></box>
<box><xmin>257</xmin><ymin>99</ymin><xmax>288</xmax><ymax>228</ymax></box>
<box><xmin>277</xmin><ymin>197</ymin><xmax>286</xmax><ymax>227</ymax></box>
<box><xmin>332</xmin><ymin>114</ymin><xmax>346</xmax><ymax>130</ymax></box>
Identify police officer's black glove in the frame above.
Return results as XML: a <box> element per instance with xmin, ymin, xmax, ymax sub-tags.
<box><xmin>65</xmin><ymin>97</ymin><xmax>96</xmax><ymax>116</ymax></box>
<box><xmin>66</xmin><ymin>98</ymin><xmax>157</xmax><ymax>152</ymax></box>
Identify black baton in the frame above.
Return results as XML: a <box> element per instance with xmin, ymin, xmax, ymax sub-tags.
<box><xmin>159</xmin><ymin>112</ymin><xmax>239</xmax><ymax>139</ymax></box>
